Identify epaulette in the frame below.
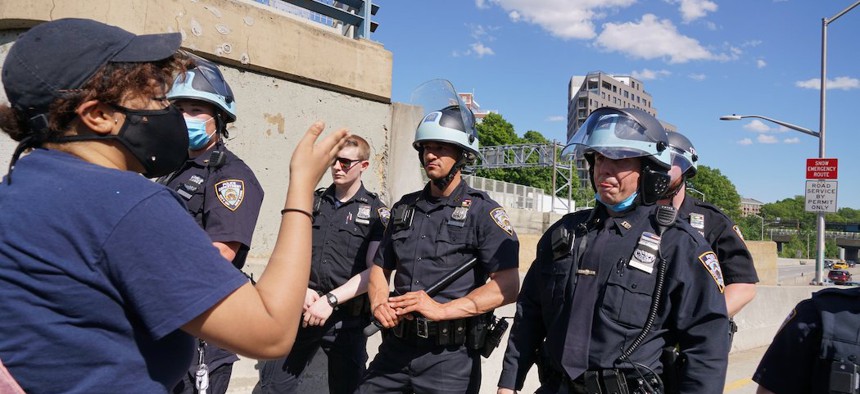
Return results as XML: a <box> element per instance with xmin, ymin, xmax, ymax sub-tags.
<box><xmin>314</xmin><ymin>187</ymin><xmax>326</xmax><ymax>196</ymax></box>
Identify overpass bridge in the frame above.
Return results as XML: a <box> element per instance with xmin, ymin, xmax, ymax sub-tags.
<box><xmin>768</xmin><ymin>228</ymin><xmax>860</xmax><ymax>260</ymax></box>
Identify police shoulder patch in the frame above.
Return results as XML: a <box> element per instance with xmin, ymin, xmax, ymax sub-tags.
<box><xmin>490</xmin><ymin>207</ymin><xmax>514</xmax><ymax>236</ymax></box>
<box><xmin>698</xmin><ymin>251</ymin><xmax>725</xmax><ymax>293</ymax></box>
<box><xmin>378</xmin><ymin>207</ymin><xmax>390</xmax><ymax>227</ymax></box>
<box><xmin>215</xmin><ymin>179</ymin><xmax>245</xmax><ymax>211</ymax></box>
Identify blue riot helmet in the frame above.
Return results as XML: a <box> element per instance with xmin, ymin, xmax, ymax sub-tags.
<box><xmin>167</xmin><ymin>55</ymin><xmax>237</xmax><ymax>137</ymax></box>
<box><xmin>562</xmin><ymin>107</ymin><xmax>672</xmax><ymax>205</ymax></box>
<box><xmin>410</xmin><ymin>79</ymin><xmax>481</xmax><ymax>189</ymax></box>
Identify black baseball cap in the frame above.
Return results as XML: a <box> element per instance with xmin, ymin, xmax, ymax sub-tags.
<box><xmin>2</xmin><ymin>18</ymin><xmax>182</xmax><ymax>115</ymax></box>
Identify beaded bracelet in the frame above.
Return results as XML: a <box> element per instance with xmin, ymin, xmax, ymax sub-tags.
<box><xmin>280</xmin><ymin>208</ymin><xmax>313</xmax><ymax>220</ymax></box>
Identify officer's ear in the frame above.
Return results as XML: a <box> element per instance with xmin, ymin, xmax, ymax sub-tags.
<box><xmin>358</xmin><ymin>159</ymin><xmax>369</xmax><ymax>173</ymax></box>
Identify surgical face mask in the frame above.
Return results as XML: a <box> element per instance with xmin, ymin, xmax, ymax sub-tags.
<box><xmin>185</xmin><ymin>117</ymin><xmax>215</xmax><ymax>150</ymax></box>
<box><xmin>596</xmin><ymin>191</ymin><xmax>639</xmax><ymax>213</ymax></box>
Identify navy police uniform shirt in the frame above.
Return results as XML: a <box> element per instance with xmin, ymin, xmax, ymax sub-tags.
<box><xmin>310</xmin><ymin>183</ymin><xmax>388</xmax><ymax>293</ymax></box>
<box><xmin>159</xmin><ymin>143</ymin><xmax>264</xmax><ymax>269</ymax></box>
<box><xmin>157</xmin><ymin>143</ymin><xmax>263</xmax><ymax>371</ymax></box>
<box><xmin>375</xmin><ymin>181</ymin><xmax>519</xmax><ymax>303</ymax></box>
<box><xmin>679</xmin><ymin>197</ymin><xmax>759</xmax><ymax>285</ymax></box>
<box><xmin>499</xmin><ymin>204</ymin><xmax>729</xmax><ymax>393</ymax></box>
<box><xmin>754</xmin><ymin>288</ymin><xmax>860</xmax><ymax>394</ymax></box>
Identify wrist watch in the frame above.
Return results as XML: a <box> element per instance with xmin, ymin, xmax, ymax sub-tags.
<box><xmin>325</xmin><ymin>293</ymin><xmax>338</xmax><ymax>308</ymax></box>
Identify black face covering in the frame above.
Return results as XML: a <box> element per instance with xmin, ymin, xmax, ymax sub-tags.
<box><xmin>110</xmin><ymin>104</ymin><xmax>189</xmax><ymax>177</ymax></box>
<box><xmin>52</xmin><ymin>103</ymin><xmax>190</xmax><ymax>178</ymax></box>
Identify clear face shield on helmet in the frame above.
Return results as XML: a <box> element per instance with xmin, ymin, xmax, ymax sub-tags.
<box><xmin>409</xmin><ymin>79</ymin><xmax>481</xmax><ymax>164</ymax></box>
<box><xmin>560</xmin><ymin>108</ymin><xmax>671</xmax><ymax>166</ymax></box>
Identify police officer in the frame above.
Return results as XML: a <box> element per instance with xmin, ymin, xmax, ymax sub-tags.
<box><xmin>753</xmin><ymin>287</ymin><xmax>860</xmax><ymax>393</ymax></box>
<box><xmin>497</xmin><ymin>108</ymin><xmax>729</xmax><ymax>394</ymax></box>
<box><xmin>358</xmin><ymin>99</ymin><xmax>520</xmax><ymax>394</ymax></box>
<box><xmin>255</xmin><ymin>135</ymin><xmax>388</xmax><ymax>394</ymax></box>
<box><xmin>662</xmin><ymin>132</ymin><xmax>758</xmax><ymax>330</ymax></box>
<box><xmin>158</xmin><ymin>58</ymin><xmax>264</xmax><ymax>394</ymax></box>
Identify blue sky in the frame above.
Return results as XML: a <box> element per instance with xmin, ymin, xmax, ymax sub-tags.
<box><xmin>372</xmin><ymin>0</ymin><xmax>860</xmax><ymax>209</ymax></box>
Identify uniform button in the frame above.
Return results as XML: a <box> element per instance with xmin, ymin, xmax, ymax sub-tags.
<box><xmin>426</xmin><ymin>214</ymin><xmax>430</xmax><ymax>218</ymax></box>
<box><xmin>417</xmin><ymin>257</ymin><xmax>422</xmax><ymax>261</ymax></box>
<box><xmin>421</xmin><ymin>235</ymin><xmax>426</xmax><ymax>239</ymax></box>
<box><xmin>414</xmin><ymin>280</ymin><xmax>420</xmax><ymax>284</ymax></box>
<box><xmin>631</xmin><ymin>283</ymin><xmax>637</xmax><ymax>289</ymax></box>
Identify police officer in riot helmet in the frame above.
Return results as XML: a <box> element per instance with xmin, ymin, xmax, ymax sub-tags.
<box><xmin>359</xmin><ymin>95</ymin><xmax>520</xmax><ymax>394</ymax></box>
<box><xmin>498</xmin><ymin>107</ymin><xmax>729</xmax><ymax>394</ymax></box>
<box><xmin>661</xmin><ymin>132</ymin><xmax>758</xmax><ymax>331</ymax></box>
<box><xmin>158</xmin><ymin>57</ymin><xmax>265</xmax><ymax>394</ymax></box>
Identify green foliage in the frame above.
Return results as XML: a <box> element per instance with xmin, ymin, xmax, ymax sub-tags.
<box><xmin>474</xmin><ymin>112</ymin><xmax>589</xmax><ymax>202</ymax></box>
<box><xmin>758</xmin><ymin>196</ymin><xmax>860</xmax><ymax>258</ymax></box>
<box><xmin>687</xmin><ymin>165</ymin><xmax>742</xmax><ymax>220</ymax></box>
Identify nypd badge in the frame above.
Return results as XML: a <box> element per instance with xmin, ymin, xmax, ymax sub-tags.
<box><xmin>378</xmin><ymin>207</ymin><xmax>391</xmax><ymax>227</ymax></box>
<box><xmin>490</xmin><ymin>207</ymin><xmax>514</xmax><ymax>236</ymax></box>
<box><xmin>629</xmin><ymin>232</ymin><xmax>661</xmax><ymax>274</ymax></box>
<box><xmin>698</xmin><ymin>251</ymin><xmax>725</xmax><ymax>293</ymax></box>
<box><xmin>215</xmin><ymin>180</ymin><xmax>245</xmax><ymax>211</ymax></box>
<box><xmin>452</xmin><ymin>207</ymin><xmax>469</xmax><ymax>221</ymax></box>
<box><xmin>356</xmin><ymin>204</ymin><xmax>371</xmax><ymax>225</ymax></box>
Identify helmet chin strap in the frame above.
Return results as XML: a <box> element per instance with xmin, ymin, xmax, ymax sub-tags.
<box><xmin>432</xmin><ymin>155</ymin><xmax>467</xmax><ymax>190</ymax></box>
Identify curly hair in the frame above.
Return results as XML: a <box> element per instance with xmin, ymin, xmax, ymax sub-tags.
<box><xmin>0</xmin><ymin>53</ymin><xmax>190</xmax><ymax>143</ymax></box>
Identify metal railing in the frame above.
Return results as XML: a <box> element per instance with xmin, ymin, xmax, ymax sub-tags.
<box><xmin>253</xmin><ymin>0</ymin><xmax>378</xmax><ymax>39</ymax></box>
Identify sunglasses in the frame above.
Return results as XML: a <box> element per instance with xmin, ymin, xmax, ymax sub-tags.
<box><xmin>333</xmin><ymin>157</ymin><xmax>363</xmax><ymax>171</ymax></box>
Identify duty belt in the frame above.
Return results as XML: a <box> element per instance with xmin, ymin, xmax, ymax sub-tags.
<box><xmin>551</xmin><ymin>368</ymin><xmax>665</xmax><ymax>394</ymax></box>
<box><xmin>392</xmin><ymin>316</ymin><xmax>469</xmax><ymax>345</ymax></box>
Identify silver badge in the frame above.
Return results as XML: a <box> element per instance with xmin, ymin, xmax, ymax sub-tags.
<box><xmin>452</xmin><ymin>206</ymin><xmax>469</xmax><ymax>221</ymax></box>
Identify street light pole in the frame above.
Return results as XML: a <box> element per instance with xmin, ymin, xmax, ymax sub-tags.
<box><xmin>751</xmin><ymin>213</ymin><xmax>764</xmax><ymax>240</ymax></box>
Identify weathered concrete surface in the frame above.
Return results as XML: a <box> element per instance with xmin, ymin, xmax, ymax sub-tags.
<box><xmin>747</xmin><ymin>240</ymin><xmax>778</xmax><ymax>286</ymax></box>
<box><xmin>0</xmin><ymin>0</ymin><xmax>392</xmax><ymax>102</ymax></box>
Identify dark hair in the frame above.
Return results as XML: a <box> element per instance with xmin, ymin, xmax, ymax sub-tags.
<box><xmin>0</xmin><ymin>54</ymin><xmax>189</xmax><ymax>143</ymax></box>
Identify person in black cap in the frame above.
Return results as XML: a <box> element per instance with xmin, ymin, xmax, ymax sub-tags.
<box><xmin>0</xmin><ymin>18</ymin><xmax>348</xmax><ymax>393</ymax></box>
<box><xmin>498</xmin><ymin>108</ymin><xmax>729</xmax><ymax>394</ymax></box>
<box><xmin>157</xmin><ymin>58</ymin><xmax>265</xmax><ymax>394</ymax></box>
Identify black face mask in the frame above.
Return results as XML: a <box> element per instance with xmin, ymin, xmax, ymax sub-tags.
<box><xmin>53</xmin><ymin>103</ymin><xmax>189</xmax><ymax>178</ymax></box>
<box><xmin>110</xmin><ymin>104</ymin><xmax>189</xmax><ymax>177</ymax></box>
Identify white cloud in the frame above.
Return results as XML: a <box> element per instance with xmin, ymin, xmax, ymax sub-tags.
<box><xmin>704</xmin><ymin>21</ymin><xmax>717</xmax><ymax>30</ymax></box>
<box><xmin>795</xmin><ymin>77</ymin><xmax>860</xmax><ymax>90</ymax></box>
<box><xmin>743</xmin><ymin>120</ymin><xmax>771</xmax><ymax>132</ymax></box>
<box><xmin>756</xmin><ymin>59</ymin><xmax>767</xmax><ymax>68</ymax></box>
<box><xmin>631</xmin><ymin>68</ymin><xmax>671</xmax><ymax>80</ymax></box>
<box><xmin>475</xmin><ymin>0</ymin><xmax>489</xmax><ymax>9</ymax></box>
<box><xmin>471</xmin><ymin>42</ymin><xmax>495</xmax><ymax>57</ymax></box>
<box><xmin>546</xmin><ymin>115</ymin><xmax>566</xmax><ymax>122</ymax></box>
<box><xmin>669</xmin><ymin>0</ymin><xmax>718</xmax><ymax>23</ymax></box>
<box><xmin>758</xmin><ymin>134</ymin><xmax>778</xmax><ymax>144</ymax></box>
<box><xmin>737</xmin><ymin>138</ymin><xmax>753</xmax><ymax>146</ymax></box>
<box><xmin>742</xmin><ymin>40</ymin><xmax>763</xmax><ymax>48</ymax></box>
<box><xmin>688</xmin><ymin>73</ymin><xmax>706</xmax><ymax>81</ymax></box>
<box><xmin>784</xmin><ymin>137</ymin><xmax>801</xmax><ymax>144</ymax></box>
<box><xmin>594</xmin><ymin>14</ymin><xmax>715</xmax><ymax>64</ymax></box>
<box><xmin>487</xmin><ymin>0</ymin><xmax>637</xmax><ymax>40</ymax></box>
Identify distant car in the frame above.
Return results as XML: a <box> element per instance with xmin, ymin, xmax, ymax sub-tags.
<box><xmin>825</xmin><ymin>259</ymin><xmax>836</xmax><ymax>269</ymax></box>
<box><xmin>848</xmin><ymin>260</ymin><xmax>857</xmax><ymax>268</ymax></box>
<box><xmin>844</xmin><ymin>281</ymin><xmax>860</xmax><ymax>287</ymax></box>
<box><xmin>828</xmin><ymin>269</ymin><xmax>852</xmax><ymax>285</ymax></box>
<box><xmin>832</xmin><ymin>262</ymin><xmax>849</xmax><ymax>270</ymax></box>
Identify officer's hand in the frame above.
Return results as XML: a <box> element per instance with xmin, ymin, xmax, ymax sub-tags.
<box><xmin>372</xmin><ymin>303</ymin><xmax>400</xmax><ymax>329</ymax></box>
<box><xmin>303</xmin><ymin>298</ymin><xmax>333</xmax><ymax>327</ymax></box>
<box><xmin>497</xmin><ymin>388</ymin><xmax>516</xmax><ymax>394</ymax></box>
<box><xmin>303</xmin><ymin>288</ymin><xmax>320</xmax><ymax>312</ymax></box>
<box><xmin>389</xmin><ymin>291</ymin><xmax>446</xmax><ymax>321</ymax></box>
<box><xmin>290</xmin><ymin>122</ymin><xmax>350</xmax><ymax>188</ymax></box>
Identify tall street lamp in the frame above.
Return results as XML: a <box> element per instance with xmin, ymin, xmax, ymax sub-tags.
<box><xmin>751</xmin><ymin>213</ymin><xmax>765</xmax><ymax>241</ymax></box>
<box><xmin>720</xmin><ymin>113</ymin><xmax>824</xmax><ymax>283</ymax></box>
<box><xmin>720</xmin><ymin>1</ymin><xmax>860</xmax><ymax>285</ymax></box>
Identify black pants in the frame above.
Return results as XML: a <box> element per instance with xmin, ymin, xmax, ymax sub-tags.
<box><xmin>255</xmin><ymin>316</ymin><xmax>368</xmax><ymax>394</ymax></box>
<box><xmin>357</xmin><ymin>334</ymin><xmax>481</xmax><ymax>394</ymax></box>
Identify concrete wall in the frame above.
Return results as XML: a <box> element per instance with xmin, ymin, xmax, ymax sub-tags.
<box><xmin>0</xmin><ymin>0</ymin><xmax>395</xmax><ymax>258</ymax></box>
<box><xmin>747</xmin><ymin>240</ymin><xmax>778</xmax><ymax>286</ymax></box>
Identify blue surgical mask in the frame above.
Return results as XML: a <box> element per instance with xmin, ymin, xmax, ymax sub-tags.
<box><xmin>596</xmin><ymin>191</ymin><xmax>638</xmax><ymax>212</ymax></box>
<box><xmin>186</xmin><ymin>117</ymin><xmax>215</xmax><ymax>150</ymax></box>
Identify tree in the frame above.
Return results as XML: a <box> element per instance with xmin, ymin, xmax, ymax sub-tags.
<box><xmin>688</xmin><ymin>165</ymin><xmax>742</xmax><ymax>220</ymax></box>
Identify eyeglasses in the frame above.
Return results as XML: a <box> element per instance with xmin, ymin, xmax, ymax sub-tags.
<box><xmin>332</xmin><ymin>157</ymin><xmax>362</xmax><ymax>171</ymax></box>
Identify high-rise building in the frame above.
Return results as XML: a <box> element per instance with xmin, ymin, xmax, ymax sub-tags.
<box><xmin>567</xmin><ymin>71</ymin><xmax>675</xmax><ymax>188</ymax></box>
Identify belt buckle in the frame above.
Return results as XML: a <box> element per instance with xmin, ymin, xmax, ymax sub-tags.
<box><xmin>416</xmin><ymin>317</ymin><xmax>429</xmax><ymax>339</ymax></box>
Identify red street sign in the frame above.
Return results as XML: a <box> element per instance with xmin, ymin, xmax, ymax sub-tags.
<box><xmin>806</xmin><ymin>158</ymin><xmax>838</xmax><ymax>179</ymax></box>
